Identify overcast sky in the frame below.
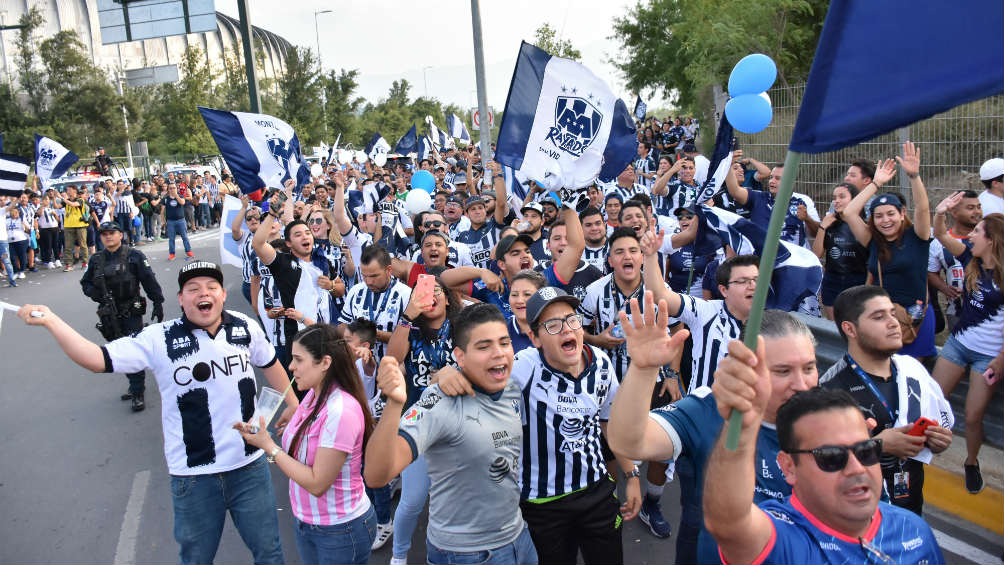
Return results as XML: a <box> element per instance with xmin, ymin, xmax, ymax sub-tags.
<box><xmin>215</xmin><ymin>0</ymin><xmax>667</xmax><ymax>117</ymax></box>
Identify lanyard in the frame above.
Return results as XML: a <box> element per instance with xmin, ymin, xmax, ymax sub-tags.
<box><xmin>844</xmin><ymin>354</ymin><xmax>897</xmax><ymax>423</ymax></box>
<box><xmin>363</xmin><ymin>279</ymin><xmax>396</xmax><ymax>320</ymax></box>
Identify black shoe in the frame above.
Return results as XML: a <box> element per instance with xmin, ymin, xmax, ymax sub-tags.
<box><xmin>121</xmin><ymin>392</ymin><xmax>133</xmax><ymax>401</ymax></box>
<box><xmin>965</xmin><ymin>462</ymin><xmax>984</xmax><ymax>494</ymax></box>
<box><xmin>131</xmin><ymin>394</ymin><xmax>145</xmax><ymax>412</ymax></box>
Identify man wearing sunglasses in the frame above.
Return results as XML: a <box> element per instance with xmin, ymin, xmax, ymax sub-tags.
<box><xmin>821</xmin><ymin>285</ymin><xmax>954</xmax><ymax>516</ymax></box>
<box><xmin>703</xmin><ymin>375</ymin><xmax>943</xmax><ymax>564</ymax></box>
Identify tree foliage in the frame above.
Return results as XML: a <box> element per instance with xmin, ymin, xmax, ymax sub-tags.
<box><xmin>611</xmin><ymin>0</ymin><xmax>827</xmax><ymax>111</ymax></box>
<box><xmin>532</xmin><ymin>23</ymin><xmax>581</xmax><ymax>61</ymax></box>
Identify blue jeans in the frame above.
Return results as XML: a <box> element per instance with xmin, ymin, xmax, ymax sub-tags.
<box><xmin>170</xmin><ymin>456</ymin><xmax>284</xmax><ymax>564</ymax></box>
<box><xmin>116</xmin><ymin>212</ymin><xmax>133</xmax><ymax>244</ymax></box>
<box><xmin>293</xmin><ymin>506</ymin><xmax>376</xmax><ymax>565</ymax></box>
<box><xmin>427</xmin><ymin>525</ymin><xmax>537</xmax><ymax>565</ymax></box>
<box><xmin>166</xmin><ymin>218</ymin><xmax>192</xmax><ymax>255</ymax></box>
<box><xmin>393</xmin><ymin>454</ymin><xmax>431</xmax><ymax>559</ymax></box>
<box><xmin>366</xmin><ymin>483</ymin><xmax>394</xmax><ymax>525</ymax></box>
<box><xmin>199</xmin><ymin>203</ymin><xmax>211</xmax><ymax>227</ymax></box>
<box><xmin>0</xmin><ymin>242</ymin><xmax>15</xmax><ymax>284</ymax></box>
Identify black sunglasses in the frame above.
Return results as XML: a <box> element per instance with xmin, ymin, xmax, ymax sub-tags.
<box><xmin>788</xmin><ymin>438</ymin><xmax>882</xmax><ymax>472</ymax></box>
<box><xmin>423</xmin><ymin>220</ymin><xmax>445</xmax><ymax>228</ymax></box>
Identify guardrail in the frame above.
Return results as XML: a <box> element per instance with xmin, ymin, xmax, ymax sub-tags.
<box><xmin>796</xmin><ymin>313</ymin><xmax>1003</xmax><ymax>448</ymax></box>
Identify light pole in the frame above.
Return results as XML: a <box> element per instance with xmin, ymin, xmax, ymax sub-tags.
<box><xmin>0</xmin><ymin>12</ymin><xmax>27</xmax><ymax>94</ymax></box>
<box><xmin>315</xmin><ymin>9</ymin><xmax>333</xmax><ymax>137</ymax></box>
<box><xmin>422</xmin><ymin>66</ymin><xmax>432</xmax><ymax>99</ymax></box>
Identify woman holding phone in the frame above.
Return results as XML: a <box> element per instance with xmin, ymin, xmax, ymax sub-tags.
<box><xmin>235</xmin><ymin>323</ymin><xmax>376</xmax><ymax>564</ymax></box>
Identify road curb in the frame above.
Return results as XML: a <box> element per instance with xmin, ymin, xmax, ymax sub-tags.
<box><xmin>925</xmin><ymin>464</ymin><xmax>1003</xmax><ymax>535</ymax></box>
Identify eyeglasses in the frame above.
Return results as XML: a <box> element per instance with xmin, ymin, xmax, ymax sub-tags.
<box><xmin>423</xmin><ymin>220</ymin><xmax>445</xmax><ymax>228</ymax></box>
<box><xmin>309</xmin><ymin>217</ymin><xmax>326</xmax><ymax>225</ymax></box>
<box><xmin>538</xmin><ymin>314</ymin><xmax>583</xmax><ymax>335</ymax></box>
<box><xmin>788</xmin><ymin>438</ymin><xmax>883</xmax><ymax>473</ymax></box>
<box><xmin>727</xmin><ymin>277</ymin><xmax>758</xmax><ymax>287</ymax></box>
<box><xmin>245</xmin><ymin>215</ymin><xmax>260</xmax><ymax>221</ymax></box>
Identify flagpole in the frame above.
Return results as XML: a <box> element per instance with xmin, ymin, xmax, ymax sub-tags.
<box><xmin>725</xmin><ymin>150</ymin><xmax>803</xmax><ymax>451</ymax></box>
<box><xmin>470</xmin><ymin>0</ymin><xmax>492</xmax><ymax>160</ymax></box>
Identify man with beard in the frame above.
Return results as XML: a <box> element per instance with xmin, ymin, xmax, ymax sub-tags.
<box><xmin>820</xmin><ymin>285</ymin><xmax>954</xmax><ymax>515</ymax></box>
<box><xmin>605</xmin><ymin>164</ymin><xmax>647</xmax><ymax>203</ymax></box>
<box><xmin>519</xmin><ymin>201</ymin><xmax>546</xmax><ymax>242</ymax></box>
<box><xmin>928</xmin><ymin>190</ymin><xmax>981</xmax><ymax>328</ymax></box>
<box><xmin>580</xmin><ymin>206</ymin><xmax>609</xmax><ymax>273</ymax></box>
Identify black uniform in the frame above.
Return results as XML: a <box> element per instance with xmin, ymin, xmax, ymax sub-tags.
<box><xmin>94</xmin><ymin>153</ymin><xmax>114</xmax><ymax>176</ymax></box>
<box><xmin>81</xmin><ymin>245</ymin><xmax>164</xmax><ymax>408</ymax></box>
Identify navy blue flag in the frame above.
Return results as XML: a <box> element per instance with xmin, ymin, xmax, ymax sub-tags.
<box><xmin>633</xmin><ymin>95</ymin><xmax>647</xmax><ymax>121</ymax></box>
<box><xmin>198</xmin><ymin>107</ymin><xmax>310</xmax><ymax>194</ymax></box>
<box><xmin>790</xmin><ymin>0</ymin><xmax>1003</xmax><ymax>153</ymax></box>
<box><xmin>0</xmin><ymin>133</ymin><xmax>4</xmax><ymax>152</ymax></box>
<box><xmin>693</xmin><ymin>114</ymin><xmax>736</xmax><ymax>204</ymax></box>
<box><xmin>417</xmin><ymin>136</ymin><xmax>433</xmax><ymax>161</ymax></box>
<box><xmin>394</xmin><ymin>125</ymin><xmax>418</xmax><ymax>155</ymax></box>
<box><xmin>365</xmin><ymin>132</ymin><xmax>391</xmax><ymax>160</ymax></box>
<box><xmin>495</xmin><ymin>41</ymin><xmax>637</xmax><ymax>190</ymax></box>
<box><xmin>692</xmin><ymin>205</ymin><xmax>822</xmax><ymax>312</ymax></box>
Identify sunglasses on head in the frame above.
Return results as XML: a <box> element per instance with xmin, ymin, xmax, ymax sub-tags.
<box><xmin>789</xmin><ymin>438</ymin><xmax>882</xmax><ymax>472</ymax></box>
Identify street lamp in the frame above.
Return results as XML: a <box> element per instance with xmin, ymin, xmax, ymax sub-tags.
<box><xmin>423</xmin><ymin>66</ymin><xmax>432</xmax><ymax>99</ymax></box>
<box><xmin>315</xmin><ymin>9</ymin><xmax>333</xmax><ymax>137</ymax></box>
<box><xmin>0</xmin><ymin>12</ymin><xmax>27</xmax><ymax>94</ymax></box>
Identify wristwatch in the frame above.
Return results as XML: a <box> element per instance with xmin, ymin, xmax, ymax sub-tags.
<box><xmin>266</xmin><ymin>445</ymin><xmax>281</xmax><ymax>463</ymax></box>
<box><xmin>625</xmin><ymin>465</ymin><xmax>641</xmax><ymax>479</ymax></box>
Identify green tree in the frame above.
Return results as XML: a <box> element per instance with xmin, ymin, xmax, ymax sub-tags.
<box><xmin>13</xmin><ymin>6</ymin><xmax>46</xmax><ymax>117</ymax></box>
<box><xmin>147</xmin><ymin>47</ymin><xmax>218</xmax><ymax>155</ymax></box>
<box><xmin>532</xmin><ymin>23</ymin><xmax>581</xmax><ymax>60</ymax></box>
<box><xmin>323</xmin><ymin>68</ymin><xmax>364</xmax><ymax>144</ymax></box>
<box><xmin>276</xmin><ymin>46</ymin><xmax>323</xmax><ymax>144</ymax></box>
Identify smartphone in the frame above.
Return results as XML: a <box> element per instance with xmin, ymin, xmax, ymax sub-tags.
<box><xmin>415</xmin><ymin>274</ymin><xmax>436</xmax><ymax>311</ymax></box>
<box><xmin>906</xmin><ymin>417</ymin><xmax>937</xmax><ymax>437</ymax></box>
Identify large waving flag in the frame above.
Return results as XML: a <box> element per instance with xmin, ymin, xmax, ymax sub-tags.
<box><xmin>789</xmin><ymin>1</ymin><xmax>1003</xmax><ymax>153</ymax></box>
<box><xmin>693</xmin><ymin>115</ymin><xmax>735</xmax><ymax>204</ymax></box>
<box><xmin>394</xmin><ymin>125</ymin><xmax>418</xmax><ymax>156</ymax></box>
<box><xmin>33</xmin><ymin>135</ymin><xmax>79</xmax><ymax>187</ymax></box>
<box><xmin>365</xmin><ymin>132</ymin><xmax>391</xmax><ymax>160</ymax></box>
<box><xmin>0</xmin><ymin>153</ymin><xmax>30</xmax><ymax>196</ymax></box>
<box><xmin>198</xmin><ymin>107</ymin><xmax>310</xmax><ymax>194</ymax></box>
<box><xmin>426</xmin><ymin>116</ymin><xmax>453</xmax><ymax>150</ymax></box>
<box><xmin>417</xmin><ymin>136</ymin><xmax>433</xmax><ymax>162</ymax></box>
<box><xmin>447</xmin><ymin>113</ymin><xmax>471</xmax><ymax>145</ymax></box>
<box><xmin>495</xmin><ymin>41</ymin><xmax>637</xmax><ymax>190</ymax></box>
<box><xmin>693</xmin><ymin>205</ymin><xmax>822</xmax><ymax>312</ymax></box>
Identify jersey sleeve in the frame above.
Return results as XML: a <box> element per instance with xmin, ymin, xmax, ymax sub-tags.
<box><xmin>337</xmin><ymin>285</ymin><xmax>361</xmax><ymax>325</ymax></box>
<box><xmin>648</xmin><ymin>387</ymin><xmax>720</xmax><ymax>462</ymax></box>
<box><xmin>454</xmin><ymin>242</ymin><xmax>474</xmax><ymax>267</ymax></box>
<box><xmin>675</xmin><ymin>293</ymin><xmax>719</xmax><ymax>327</ymax></box>
<box><xmin>320</xmin><ymin>392</ymin><xmax>365</xmax><ymax>453</ymax></box>
<box><xmin>397</xmin><ymin>385</ymin><xmax>462</xmax><ymax>460</ymax></box>
<box><xmin>102</xmin><ymin>324</ymin><xmax>159</xmax><ymax>375</ymax></box>
<box><xmin>577</xmin><ymin>281</ymin><xmax>602</xmax><ymax>328</ymax></box>
<box><xmin>542</xmin><ymin>263</ymin><xmax>569</xmax><ymax>287</ymax></box>
<box><xmin>927</xmin><ymin>239</ymin><xmax>943</xmax><ymax>273</ymax></box>
<box><xmin>245</xmin><ymin>313</ymin><xmax>278</xmax><ymax>367</ymax></box>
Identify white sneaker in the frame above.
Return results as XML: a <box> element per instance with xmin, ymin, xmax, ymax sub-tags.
<box><xmin>55</xmin><ymin>260</ymin><xmax>62</xmax><ymax>267</ymax></box>
<box><xmin>18</xmin><ymin>272</ymin><xmax>25</xmax><ymax>279</ymax></box>
<box><xmin>371</xmin><ymin>520</ymin><xmax>393</xmax><ymax>550</ymax></box>
<box><xmin>389</xmin><ymin>556</ymin><xmax>407</xmax><ymax>565</ymax></box>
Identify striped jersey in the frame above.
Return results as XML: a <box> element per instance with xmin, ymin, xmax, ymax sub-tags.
<box><xmin>281</xmin><ymin>387</ymin><xmax>371</xmax><ymax>526</ymax></box>
<box><xmin>511</xmin><ymin>345</ymin><xmax>619</xmax><ymax>500</ymax></box>
<box><xmin>633</xmin><ymin>155</ymin><xmax>657</xmax><ymax>189</ymax></box>
<box><xmin>239</xmin><ymin>232</ymin><xmax>256</xmax><ymax>284</ymax></box>
<box><xmin>674</xmin><ymin>294</ymin><xmax>743</xmax><ymax>392</ymax></box>
<box><xmin>456</xmin><ymin>218</ymin><xmax>504</xmax><ymax>269</ymax></box>
<box><xmin>115</xmin><ymin>191</ymin><xmax>134</xmax><ymax>214</ymax></box>
<box><xmin>337</xmin><ymin>279</ymin><xmax>411</xmax><ymax>362</ymax></box>
<box><xmin>604</xmin><ymin>182</ymin><xmax>648</xmax><ymax>202</ymax></box>
<box><xmin>583</xmin><ymin>243</ymin><xmax>609</xmax><ymax>273</ymax></box>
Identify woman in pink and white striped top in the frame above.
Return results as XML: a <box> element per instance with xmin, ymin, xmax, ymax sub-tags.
<box><xmin>237</xmin><ymin>323</ymin><xmax>376</xmax><ymax>564</ymax></box>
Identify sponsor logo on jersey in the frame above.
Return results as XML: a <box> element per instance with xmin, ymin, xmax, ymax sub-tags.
<box><xmin>764</xmin><ymin>509</ymin><xmax>794</xmax><ymax>525</ymax></box>
<box><xmin>902</xmin><ymin>537</ymin><xmax>923</xmax><ymax>551</ymax></box>
<box><xmin>404</xmin><ymin>408</ymin><xmax>422</xmax><ymax>423</ymax></box>
<box><xmin>819</xmin><ymin>542</ymin><xmax>841</xmax><ymax>551</ymax></box>
<box><xmin>489</xmin><ymin>456</ymin><xmax>510</xmax><ymax>483</ymax></box>
<box><xmin>164</xmin><ymin>322</ymin><xmax>199</xmax><ymax>361</ymax></box>
<box><xmin>415</xmin><ymin>391</ymin><xmax>442</xmax><ymax>409</ymax></box>
<box><xmin>173</xmin><ymin>353</ymin><xmax>252</xmax><ymax>386</ymax></box>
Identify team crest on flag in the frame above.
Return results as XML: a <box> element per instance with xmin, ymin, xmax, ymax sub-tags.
<box><xmin>548</xmin><ymin>95</ymin><xmax>602</xmax><ymax>157</ymax></box>
<box><xmin>38</xmin><ymin>147</ymin><xmax>56</xmax><ymax>165</ymax></box>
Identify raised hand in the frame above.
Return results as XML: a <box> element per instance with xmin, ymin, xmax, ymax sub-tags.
<box><xmin>935</xmin><ymin>191</ymin><xmax>964</xmax><ymax>215</ymax></box>
<box><xmin>873</xmin><ymin>158</ymin><xmax>897</xmax><ymax>187</ymax></box>
<box><xmin>896</xmin><ymin>141</ymin><xmax>920</xmax><ymax>177</ymax></box>
<box><xmin>639</xmin><ymin>227</ymin><xmax>664</xmax><ymax>257</ymax></box>
<box><xmin>711</xmin><ymin>338</ymin><xmax>771</xmax><ymax>427</ymax></box>
<box><xmin>377</xmin><ymin>357</ymin><xmax>408</xmax><ymax>405</ymax></box>
<box><xmin>621</xmin><ymin>291</ymin><xmax>689</xmax><ymax>370</ymax></box>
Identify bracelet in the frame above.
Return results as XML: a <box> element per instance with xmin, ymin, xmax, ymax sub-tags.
<box><xmin>399</xmin><ymin>322</ymin><xmax>416</xmax><ymax>330</ymax></box>
<box><xmin>266</xmin><ymin>445</ymin><xmax>281</xmax><ymax>463</ymax></box>
<box><xmin>907</xmin><ymin>172</ymin><xmax>920</xmax><ymax>179</ymax></box>
<box><xmin>400</xmin><ymin>313</ymin><xmax>415</xmax><ymax>325</ymax></box>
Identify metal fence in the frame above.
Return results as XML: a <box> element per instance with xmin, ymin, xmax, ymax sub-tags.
<box><xmin>735</xmin><ymin>83</ymin><xmax>1004</xmax><ymax>215</ymax></box>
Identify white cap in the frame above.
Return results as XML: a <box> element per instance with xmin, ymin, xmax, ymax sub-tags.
<box><xmin>980</xmin><ymin>158</ymin><xmax>1004</xmax><ymax>181</ymax></box>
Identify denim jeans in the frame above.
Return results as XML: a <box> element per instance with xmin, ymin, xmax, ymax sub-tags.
<box><xmin>8</xmin><ymin>239</ymin><xmax>27</xmax><ymax>273</ymax></box>
<box><xmin>293</xmin><ymin>506</ymin><xmax>376</xmax><ymax>565</ymax></box>
<box><xmin>427</xmin><ymin>525</ymin><xmax>537</xmax><ymax>565</ymax></box>
<box><xmin>166</xmin><ymin>219</ymin><xmax>192</xmax><ymax>255</ymax></box>
<box><xmin>199</xmin><ymin>203</ymin><xmax>211</xmax><ymax>227</ymax></box>
<box><xmin>392</xmin><ymin>454</ymin><xmax>431</xmax><ymax>559</ymax></box>
<box><xmin>170</xmin><ymin>456</ymin><xmax>284</xmax><ymax>565</ymax></box>
<box><xmin>0</xmin><ymin>242</ymin><xmax>15</xmax><ymax>284</ymax></box>
<box><xmin>366</xmin><ymin>483</ymin><xmax>393</xmax><ymax>524</ymax></box>
<box><xmin>116</xmin><ymin>212</ymin><xmax>133</xmax><ymax>244</ymax></box>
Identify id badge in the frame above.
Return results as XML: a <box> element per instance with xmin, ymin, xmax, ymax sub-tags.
<box><xmin>893</xmin><ymin>471</ymin><xmax>910</xmax><ymax>499</ymax></box>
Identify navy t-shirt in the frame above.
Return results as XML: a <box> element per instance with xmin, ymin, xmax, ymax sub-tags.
<box><xmin>822</xmin><ymin>219</ymin><xmax>869</xmax><ymax>275</ymax></box>
<box><xmin>164</xmin><ymin>197</ymin><xmax>186</xmax><ymax>221</ymax></box>
<box><xmin>868</xmin><ymin>229</ymin><xmax>930</xmax><ymax>307</ymax></box>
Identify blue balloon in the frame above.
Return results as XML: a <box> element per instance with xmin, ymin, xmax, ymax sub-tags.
<box><xmin>725</xmin><ymin>94</ymin><xmax>773</xmax><ymax>134</ymax></box>
<box><xmin>728</xmin><ymin>53</ymin><xmax>777</xmax><ymax>97</ymax></box>
<box><xmin>132</xmin><ymin>216</ymin><xmax>142</xmax><ymax>227</ymax></box>
<box><xmin>410</xmin><ymin>170</ymin><xmax>436</xmax><ymax>193</ymax></box>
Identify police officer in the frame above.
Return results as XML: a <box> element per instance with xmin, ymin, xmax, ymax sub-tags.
<box><xmin>94</xmin><ymin>147</ymin><xmax>114</xmax><ymax>177</ymax></box>
<box><xmin>81</xmin><ymin>221</ymin><xmax>165</xmax><ymax>411</ymax></box>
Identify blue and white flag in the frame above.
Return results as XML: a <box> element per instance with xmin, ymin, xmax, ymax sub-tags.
<box><xmin>365</xmin><ymin>132</ymin><xmax>391</xmax><ymax>160</ymax></box>
<box><xmin>394</xmin><ymin>125</ymin><xmax>418</xmax><ymax>156</ymax></box>
<box><xmin>0</xmin><ymin>152</ymin><xmax>30</xmax><ymax>197</ymax></box>
<box><xmin>496</xmin><ymin>41</ymin><xmax>637</xmax><ymax>190</ymax></box>
<box><xmin>198</xmin><ymin>107</ymin><xmax>310</xmax><ymax>194</ymax></box>
<box><xmin>417</xmin><ymin>136</ymin><xmax>433</xmax><ymax>162</ymax></box>
<box><xmin>448</xmin><ymin>113</ymin><xmax>471</xmax><ymax>145</ymax></box>
<box><xmin>693</xmin><ymin>114</ymin><xmax>735</xmax><ymax>204</ymax></box>
<box><xmin>633</xmin><ymin>95</ymin><xmax>647</xmax><ymax>121</ymax></box>
<box><xmin>693</xmin><ymin>205</ymin><xmax>822</xmax><ymax>312</ymax></box>
<box><xmin>33</xmin><ymin>135</ymin><xmax>79</xmax><ymax>188</ymax></box>
<box><xmin>426</xmin><ymin>117</ymin><xmax>453</xmax><ymax>150</ymax></box>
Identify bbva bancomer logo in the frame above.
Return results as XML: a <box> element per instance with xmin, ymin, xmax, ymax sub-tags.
<box><xmin>546</xmin><ymin>95</ymin><xmax>603</xmax><ymax>158</ymax></box>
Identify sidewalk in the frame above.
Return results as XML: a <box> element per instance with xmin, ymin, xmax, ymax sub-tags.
<box><xmin>927</xmin><ymin>435</ymin><xmax>1003</xmax><ymax>535</ymax></box>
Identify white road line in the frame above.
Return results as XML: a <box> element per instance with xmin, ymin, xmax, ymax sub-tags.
<box><xmin>934</xmin><ymin>528</ymin><xmax>1000</xmax><ymax>564</ymax></box>
<box><xmin>113</xmin><ymin>469</ymin><xmax>151</xmax><ymax>565</ymax></box>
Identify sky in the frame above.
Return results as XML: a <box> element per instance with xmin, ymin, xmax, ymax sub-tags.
<box><xmin>214</xmin><ymin>0</ymin><xmax>668</xmax><ymax>118</ymax></box>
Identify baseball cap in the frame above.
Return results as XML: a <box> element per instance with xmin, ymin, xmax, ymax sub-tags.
<box><xmin>453</xmin><ymin>172</ymin><xmax>468</xmax><ymax>185</ymax></box>
<box><xmin>980</xmin><ymin>158</ymin><xmax>1004</xmax><ymax>181</ymax></box>
<box><xmin>465</xmin><ymin>195</ymin><xmax>486</xmax><ymax>209</ymax></box>
<box><xmin>521</xmin><ymin>201</ymin><xmax>544</xmax><ymax>215</ymax></box>
<box><xmin>482</xmin><ymin>190</ymin><xmax>497</xmax><ymax>199</ymax></box>
<box><xmin>494</xmin><ymin>233</ymin><xmax>534</xmax><ymax>260</ymax></box>
<box><xmin>434</xmin><ymin>163</ymin><xmax>446</xmax><ymax>171</ymax></box>
<box><xmin>446</xmin><ymin>195</ymin><xmax>464</xmax><ymax>207</ymax></box>
<box><xmin>178</xmin><ymin>261</ymin><xmax>224</xmax><ymax>289</ymax></box>
<box><xmin>868</xmin><ymin>193</ymin><xmax>904</xmax><ymax>215</ymax></box>
<box><xmin>674</xmin><ymin>204</ymin><xmax>699</xmax><ymax>217</ymax></box>
<box><xmin>422</xmin><ymin>230</ymin><xmax>450</xmax><ymax>245</ymax></box>
<box><xmin>525</xmin><ymin>287</ymin><xmax>581</xmax><ymax>327</ymax></box>
<box><xmin>97</xmin><ymin>221</ymin><xmax>122</xmax><ymax>233</ymax></box>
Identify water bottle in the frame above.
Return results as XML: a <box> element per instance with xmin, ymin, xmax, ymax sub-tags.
<box><xmin>907</xmin><ymin>300</ymin><xmax>925</xmax><ymax>323</ymax></box>
<box><xmin>610</xmin><ymin>322</ymin><xmax>625</xmax><ymax>339</ymax></box>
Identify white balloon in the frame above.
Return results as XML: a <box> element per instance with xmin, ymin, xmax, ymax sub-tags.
<box><xmin>759</xmin><ymin>92</ymin><xmax>772</xmax><ymax>107</ymax></box>
<box><xmin>354</xmin><ymin>150</ymin><xmax>367</xmax><ymax>163</ymax></box>
<box><xmin>404</xmin><ymin>189</ymin><xmax>433</xmax><ymax>216</ymax></box>
<box><xmin>337</xmin><ymin>149</ymin><xmax>352</xmax><ymax>164</ymax></box>
<box><xmin>310</xmin><ymin>163</ymin><xmax>323</xmax><ymax>177</ymax></box>
<box><xmin>373</xmin><ymin>153</ymin><xmax>388</xmax><ymax>167</ymax></box>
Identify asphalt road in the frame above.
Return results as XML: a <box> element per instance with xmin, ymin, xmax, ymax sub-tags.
<box><xmin>0</xmin><ymin>228</ymin><xmax>998</xmax><ymax>564</ymax></box>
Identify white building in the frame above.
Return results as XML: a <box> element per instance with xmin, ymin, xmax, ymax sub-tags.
<box><xmin>0</xmin><ymin>1</ymin><xmax>290</xmax><ymax>88</ymax></box>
